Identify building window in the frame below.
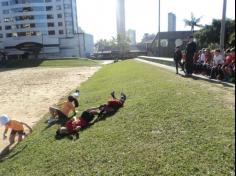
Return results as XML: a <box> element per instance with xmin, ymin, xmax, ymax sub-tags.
<box><xmin>45</xmin><ymin>0</ymin><xmax>52</xmax><ymax>2</ymax></box>
<box><xmin>59</xmin><ymin>30</ymin><xmax>64</xmax><ymax>34</ymax></box>
<box><xmin>48</xmin><ymin>30</ymin><xmax>55</xmax><ymax>35</ymax></box>
<box><xmin>56</xmin><ymin>0</ymin><xmax>61</xmax><ymax>2</ymax></box>
<box><xmin>175</xmin><ymin>39</ymin><xmax>183</xmax><ymax>47</ymax></box>
<box><xmin>160</xmin><ymin>39</ymin><xmax>168</xmax><ymax>47</ymax></box>
<box><xmin>12</xmin><ymin>6</ymin><xmax>45</xmax><ymax>13</ymax></box>
<box><xmin>57</xmin><ymin>14</ymin><xmax>62</xmax><ymax>18</ymax></box>
<box><xmin>1</xmin><ymin>1</ymin><xmax>9</xmax><ymax>6</ymax></box>
<box><xmin>65</xmin><ymin>21</ymin><xmax>72</xmax><ymax>26</ymax></box>
<box><xmin>47</xmin><ymin>14</ymin><xmax>54</xmax><ymax>19</ymax></box>
<box><xmin>64</xmin><ymin>4</ymin><xmax>71</xmax><ymax>9</ymax></box>
<box><xmin>0</xmin><ymin>26</ymin><xmax>2</xmax><ymax>30</ymax></box>
<box><xmin>58</xmin><ymin>22</ymin><xmax>63</xmax><ymax>26</ymax></box>
<box><xmin>10</xmin><ymin>0</ymin><xmax>44</xmax><ymax>5</ymax></box>
<box><xmin>46</xmin><ymin>6</ymin><xmax>53</xmax><ymax>11</ymax></box>
<box><xmin>26</xmin><ymin>31</ymin><xmax>37</xmax><ymax>36</ymax></box>
<box><xmin>6</xmin><ymin>33</ymin><xmax>12</xmax><ymax>38</ymax></box>
<box><xmin>0</xmin><ymin>34</ymin><xmax>3</xmax><ymax>38</ymax></box>
<box><xmin>12</xmin><ymin>32</ymin><xmax>17</xmax><ymax>37</ymax></box>
<box><xmin>64</xmin><ymin>13</ymin><xmax>71</xmax><ymax>17</ymax></box>
<box><xmin>64</xmin><ymin>0</ymin><xmax>71</xmax><ymax>3</ymax></box>
<box><xmin>5</xmin><ymin>26</ymin><xmax>12</xmax><ymax>30</ymax></box>
<box><xmin>56</xmin><ymin>5</ymin><xmax>61</xmax><ymax>10</ymax></box>
<box><xmin>67</xmin><ymin>29</ymin><xmax>73</xmax><ymax>34</ymax></box>
<box><xmin>3</xmin><ymin>10</ymin><xmax>10</xmax><ymax>14</ymax></box>
<box><xmin>47</xmin><ymin>22</ymin><xmax>54</xmax><ymax>27</ymax></box>
<box><xmin>17</xmin><ymin>32</ymin><xmax>26</xmax><ymax>37</ymax></box>
<box><xmin>4</xmin><ymin>18</ymin><xmax>12</xmax><ymax>22</ymax></box>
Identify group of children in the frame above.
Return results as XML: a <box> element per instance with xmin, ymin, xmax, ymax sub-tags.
<box><xmin>174</xmin><ymin>47</ymin><xmax>235</xmax><ymax>83</ymax></box>
<box><xmin>0</xmin><ymin>91</ymin><xmax>126</xmax><ymax>144</ymax></box>
<box><xmin>55</xmin><ymin>91</ymin><xmax>126</xmax><ymax>137</ymax></box>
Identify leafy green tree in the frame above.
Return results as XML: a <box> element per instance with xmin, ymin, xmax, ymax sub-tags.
<box><xmin>184</xmin><ymin>13</ymin><xmax>203</xmax><ymax>33</ymax></box>
<box><xmin>194</xmin><ymin>19</ymin><xmax>235</xmax><ymax>49</ymax></box>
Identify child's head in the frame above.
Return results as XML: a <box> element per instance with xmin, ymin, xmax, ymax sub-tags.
<box><xmin>214</xmin><ymin>49</ymin><xmax>221</xmax><ymax>56</ymax></box>
<box><xmin>0</xmin><ymin>114</ymin><xmax>10</xmax><ymax>126</ymax></box>
<box><xmin>68</xmin><ymin>96</ymin><xmax>79</xmax><ymax>107</ymax></box>
<box><xmin>68</xmin><ymin>96</ymin><xmax>75</xmax><ymax>102</ymax></box>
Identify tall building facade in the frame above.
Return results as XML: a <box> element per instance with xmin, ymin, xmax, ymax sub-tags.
<box><xmin>168</xmin><ymin>12</ymin><xmax>176</xmax><ymax>32</ymax></box>
<box><xmin>127</xmin><ymin>29</ymin><xmax>136</xmax><ymax>45</ymax></box>
<box><xmin>116</xmin><ymin>0</ymin><xmax>125</xmax><ymax>38</ymax></box>
<box><xmin>0</xmin><ymin>0</ymin><xmax>87</xmax><ymax>58</ymax></box>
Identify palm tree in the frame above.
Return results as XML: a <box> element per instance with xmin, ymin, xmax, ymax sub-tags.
<box><xmin>184</xmin><ymin>13</ymin><xmax>203</xmax><ymax>33</ymax></box>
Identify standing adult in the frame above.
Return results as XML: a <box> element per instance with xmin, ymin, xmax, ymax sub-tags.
<box><xmin>185</xmin><ymin>35</ymin><xmax>197</xmax><ymax>76</ymax></box>
<box><xmin>173</xmin><ymin>46</ymin><xmax>183</xmax><ymax>74</ymax></box>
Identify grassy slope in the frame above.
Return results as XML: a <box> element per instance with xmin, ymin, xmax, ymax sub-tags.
<box><xmin>5</xmin><ymin>58</ymin><xmax>100</xmax><ymax>68</ymax></box>
<box><xmin>0</xmin><ymin>60</ymin><xmax>234</xmax><ymax>176</ymax></box>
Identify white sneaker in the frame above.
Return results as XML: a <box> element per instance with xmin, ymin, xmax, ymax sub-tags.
<box><xmin>48</xmin><ymin>118</ymin><xmax>57</xmax><ymax>124</ymax></box>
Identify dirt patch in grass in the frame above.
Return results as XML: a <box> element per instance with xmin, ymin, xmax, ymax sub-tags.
<box><xmin>0</xmin><ymin>67</ymin><xmax>100</xmax><ymax>151</ymax></box>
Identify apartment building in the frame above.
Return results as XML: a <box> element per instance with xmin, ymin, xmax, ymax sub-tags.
<box><xmin>0</xmin><ymin>0</ymin><xmax>87</xmax><ymax>58</ymax></box>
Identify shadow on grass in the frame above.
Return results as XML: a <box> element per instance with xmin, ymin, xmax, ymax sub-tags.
<box><xmin>180</xmin><ymin>74</ymin><xmax>235</xmax><ymax>88</ymax></box>
<box><xmin>54</xmin><ymin>109</ymin><xmax>121</xmax><ymax>141</ymax></box>
<box><xmin>0</xmin><ymin>143</ymin><xmax>28</xmax><ymax>162</ymax></box>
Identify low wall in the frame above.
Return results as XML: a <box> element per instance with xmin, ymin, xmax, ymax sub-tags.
<box><xmin>138</xmin><ymin>56</ymin><xmax>175</xmax><ymax>67</ymax></box>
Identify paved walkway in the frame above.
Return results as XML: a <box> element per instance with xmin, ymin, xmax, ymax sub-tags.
<box><xmin>135</xmin><ymin>58</ymin><xmax>235</xmax><ymax>89</ymax></box>
<box><xmin>100</xmin><ymin>60</ymin><xmax>114</xmax><ymax>65</ymax></box>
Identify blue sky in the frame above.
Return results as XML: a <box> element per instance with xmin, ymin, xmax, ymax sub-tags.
<box><xmin>77</xmin><ymin>0</ymin><xmax>235</xmax><ymax>42</ymax></box>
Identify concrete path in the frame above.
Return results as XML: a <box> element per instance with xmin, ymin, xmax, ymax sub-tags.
<box><xmin>100</xmin><ymin>60</ymin><xmax>114</xmax><ymax>65</ymax></box>
<box><xmin>135</xmin><ymin>58</ymin><xmax>235</xmax><ymax>90</ymax></box>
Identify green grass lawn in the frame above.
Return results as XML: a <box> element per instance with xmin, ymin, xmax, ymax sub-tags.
<box><xmin>0</xmin><ymin>60</ymin><xmax>234</xmax><ymax>176</ymax></box>
<box><xmin>5</xmin><ymin>58</ymin><xmax>100</xmax><ymax>68</ymax></box>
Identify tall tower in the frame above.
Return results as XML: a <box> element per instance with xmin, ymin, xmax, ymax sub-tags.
<box><xmin>116</xmin><ymin>0</ymin><xmax>126</xmax><ymax>38</ymax></box>
<box><xmin>168</xmin><ymin>12</ymin><xmax>176</xmax><ymax>31</ymax></box>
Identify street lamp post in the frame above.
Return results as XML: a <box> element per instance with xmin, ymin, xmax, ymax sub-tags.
<box><xmin>158</xmin><ymin>0</ymin><xmax>161</xmax><ymax>57</ymax></box>
<box><xmin>220</xmin><ymin>0</ymin><xmax>227</xmax><ymax>55</ymax></box>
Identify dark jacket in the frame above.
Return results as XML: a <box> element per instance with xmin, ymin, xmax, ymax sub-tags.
<box><xmin>174</xmin><ymin>50</ymin><xmax>182</xmax><ymax>61</ymax></box>
<box><xmin>186</xmin><ymin>41</ymin><xmax>197</xmax><ymax>59</ymax></box>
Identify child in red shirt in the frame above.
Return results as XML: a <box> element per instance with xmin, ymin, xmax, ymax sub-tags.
<box><xmin>56</xmin><ymin>108</ymin><xmax>100</xmax><ymax>136</ymax></box>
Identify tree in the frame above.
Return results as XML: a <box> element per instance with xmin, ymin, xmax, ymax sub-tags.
<box><xmin>184</xmin><ymin>13</ymin><xmax>203</xmax><ymax>33</ymax></box>
<box><xmin>94</xmin><ymin>39</ymin><xmax>111</xmax><ymax>52</ymax></box>
<box><xmin>229</xmin><ymin>32</ymin><xmax>235</xmax><ymax>46</ymax></box>
<box><xmin>141</xmin><ymin>33</ymin><xmax>156</xmax><ymax>43</ymax></box>
<box><xmin>0</xmin><ymin>51</ymin><xmax>7</xmax><ymax>66</ymax></box>
<box><xmin>194</xmin><ymin>19</ymin><xmax>235</xmax><ymax>49</ymax></box>
<box><xmin>94</xmin><ymin>35</ymin><xmax>130</xmax><ymax>59</ymax></box>
<box><xmin>116</xmin><ymin>34</ymin><xmax>130</xmax><ymax>59</ymax></box>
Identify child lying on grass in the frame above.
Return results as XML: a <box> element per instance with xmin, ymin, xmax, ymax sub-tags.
<box><xmin>56</xmin><ymin>108</ymin><xmax>100</xmax><ymax>137</ymax></box>
<box><xmin>97</xmin><ymin>91</ymin><xmax>126</xmax><ymax>119</ymax></box>
<box><xmin>48</xmin><ymin>95</ymin><xmax>79</xmax><ymax>125</ymax></box>
<box><xmin>0</xmin><ymin>114</ymin><xmax>32</xmax><ymax>144</ymax></box>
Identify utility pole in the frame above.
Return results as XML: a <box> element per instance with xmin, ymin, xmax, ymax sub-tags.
<box><xmin>220</xmin><ymin>0</ymin><xmax>227</xmax><ymax>55</ymax></box>
<box><xmin>158</xmin><ymin>0</ymin><xmax>161</xmax><ymax>57</ymax></box>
